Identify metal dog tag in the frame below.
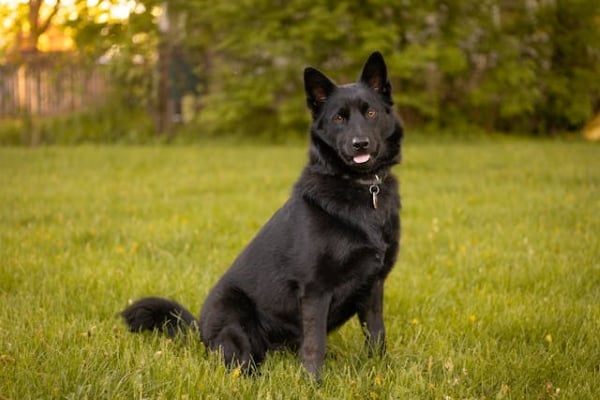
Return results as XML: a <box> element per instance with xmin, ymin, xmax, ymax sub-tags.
<box><xmin>369</xmin><ymin>184</ymin><xmax>380</xmax><ymax>209</ymax></box>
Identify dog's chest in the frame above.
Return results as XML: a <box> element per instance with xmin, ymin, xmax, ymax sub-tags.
<box><xmin>293</xmin><ymin>171</ymin><xmax>399</xmax><ymax>285</ymax></box>
<box><xmin>310</xmin><ymin>215</ymin><xmax>390</xmax><ymax>283</ymax></box>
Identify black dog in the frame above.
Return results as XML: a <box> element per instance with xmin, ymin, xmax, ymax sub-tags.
<box><xmin>121</xmin><ymin>51</ymin><xmax>403</xmax><ymax>380</ymax></box>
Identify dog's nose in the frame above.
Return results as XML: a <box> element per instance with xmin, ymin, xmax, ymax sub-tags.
<box><xmin>352</xmin><ymin>137</ymin><xmax>370</xmax><ymax>150</ymax></box>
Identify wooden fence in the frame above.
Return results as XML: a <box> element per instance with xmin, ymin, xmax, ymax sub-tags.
<box><xmin>0</xmin><ymin>56</ymin><xmax>109</xmax><ymax>118</ymax></box>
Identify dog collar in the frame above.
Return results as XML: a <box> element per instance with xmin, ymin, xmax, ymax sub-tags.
<box><xmin>343</xmin><ymin>174</ymin><xmax>382</xmax><ymax>209</ymax></box>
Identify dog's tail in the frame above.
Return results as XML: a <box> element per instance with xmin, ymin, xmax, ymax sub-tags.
<box><xmin>120</xmin><ymin>297</ymin><xmax>197</xmax><ymax>336</ymax></box>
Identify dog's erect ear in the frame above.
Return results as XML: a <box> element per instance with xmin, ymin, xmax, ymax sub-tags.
<box><xmin>304</xmin><ymin>67</ymin><xmax>336</xmax><ymax>117</ymax></box>
<box><xmin>359</xmin><ymin>51</ymin><xmax>393</xmax><ymax>104</ymax></box>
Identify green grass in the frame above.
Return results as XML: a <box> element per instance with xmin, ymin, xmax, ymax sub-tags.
<box><xmin>0</xmin><ymin>139</ymin><xmax>598</xmax><ymax>399</ymax></box>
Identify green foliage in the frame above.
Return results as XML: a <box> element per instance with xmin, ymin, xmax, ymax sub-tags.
<box><xmin>66</xmin><ymin>1</ymin><xmax>160</xmax><ymax>129</ymax></box>
<box><xmin>44</xmin><ymin>106</ymin><xmax>155</xmax><ymax>144</ymax></box>
<box><xmin>168</xmin><ymin>0</ymin><xmax>600</xmax><ymax>138</ymax></box>
<box><xmin>13</xmin><ymin>104</ymin><xmax>154</xmax><ymax>145</ymax></box>
<box><xmin>2</xmin><ymin>0</ymin><xmax>599</xmax><ymax>142</ymax></box>
<box><xmin>0</xmin><ymin>118</ymin><xmax>22</xmax><ymax>145</ymax></box>
<box><xmin>1</xmin><ymin>140</ymin><xmax>599</xmax><ymax>398</ymax></box>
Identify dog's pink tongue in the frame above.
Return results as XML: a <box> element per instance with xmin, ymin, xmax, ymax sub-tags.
<box><xmin>353</xmin><ymin>154</ymin><xmax>371</xmax><ymax>164</ymax></box>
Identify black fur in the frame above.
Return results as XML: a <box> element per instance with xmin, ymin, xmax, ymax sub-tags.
<box><xmin>121</xmin><ymin>297</ymin><xmax>197</xmax><ymax>336</ymax></box>
<box><xmin>121</xmin><ymin>51</ymin><xmax>403</xmax><ymax>380</ymax></box>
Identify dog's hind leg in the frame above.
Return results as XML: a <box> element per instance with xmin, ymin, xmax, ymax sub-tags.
<box><xmin>210</xmin><ymin>324</ymin><xmax>258</xmax><ymax>372</ymax></box>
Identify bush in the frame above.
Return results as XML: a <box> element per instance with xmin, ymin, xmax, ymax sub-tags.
<box><xmin>10</xmin><ymin>103</ymin><xmax>155</xmax><ymax>146</ymax></box>
<box><xmin>0</xmin><ymin>118</ymin><xmax>22</xmax><ymax>146</ymax></box>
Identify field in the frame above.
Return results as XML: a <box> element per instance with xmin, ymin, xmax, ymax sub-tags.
<box><xmin>1</xmin><ymin>138</ymin><xmax>598</xmax><ymax>399</ymax></box>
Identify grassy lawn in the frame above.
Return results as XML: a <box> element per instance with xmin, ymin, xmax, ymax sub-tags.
<box><xmin>0</xmin><ymin>139</ymin><xmax>598</xmax><ymax>399</ymax></box>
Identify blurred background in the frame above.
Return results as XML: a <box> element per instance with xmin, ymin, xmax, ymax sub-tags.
<box><xmin>0</xmin><ymin>0</ymin><xmax>599</xmax><ymax>145</ymax></box>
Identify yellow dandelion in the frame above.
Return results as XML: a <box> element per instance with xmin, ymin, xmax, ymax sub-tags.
<box><xmin>374</xmin><ymin>374</ymin><xmax>383</xmax><ymax>386</ymax></box>
<box><xmin>545</xmin><ymin>334</ymin><xmax>553</xmax><ymax>343</ymax></box>
<box><xmin>468</xmin><ymin>314</ymin><xmax>477</xmax><ymax>323</ymax></box>
<box><xmin>0</xmin><ymin>354</ymin><xmax>16</xmax><ymax>364</ymax></box>
<box><xmin>369</xmin><ymin>391</ymin><xmax>379</xmax><ymax>400</ymax></box>
<box><xmin>410</xmin><ymin>318</ymin><xmax>420</xmax><ymax>326</ymax></box>
<box><xmin>496</xmin><ymin>383</ymin><xmax>510</xmax><ymax>399</ymax></box>
<box><xmin>130</xmin><ymin>242</ymin><xmax>139</xmax><ymax>254</ymax></box>
<box><xmin>443</xmin><ymin>358</ymin><xmax>454</xmax><ymax>373</ymax></box>
<box><xmin>232</xmin><ymin>367</ymin><xmax>242</xmax><ymax>378</ymax></box>
<box><xmin>116</xmin><ymin>246</ymin><xmax>125</xmax><ymax>254</ymax></box>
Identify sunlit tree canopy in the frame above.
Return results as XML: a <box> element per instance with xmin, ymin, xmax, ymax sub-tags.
<box><xmin>0</xmin><ymin>0</ymin><xmax>157</xmax><ymax>57</ymax></box>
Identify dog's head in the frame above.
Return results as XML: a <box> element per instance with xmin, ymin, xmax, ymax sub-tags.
<box><xmin>304</xmin><ymin>52</ymin><xmax>403</xmax><ymax>176</ymax></box>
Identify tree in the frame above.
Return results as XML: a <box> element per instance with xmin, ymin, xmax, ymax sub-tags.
<box><xmin>536</xmin><ymin>0</ymin><xmax>600</xmax><ymax>133</ymax></box>
<box><xmin>26</xmin><ymin>0</ymin><xmax>61</xmax><ymax>53</ymax></box>
<box><xmin>0</xmin><ymin>0</ymin><xmax>62</xmax><ymax>58</ymax></box>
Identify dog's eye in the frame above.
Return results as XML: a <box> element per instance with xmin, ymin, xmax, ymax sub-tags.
<box><xmin>366</xmin><ymin>109</ymin><xmax>378</xmax><ymax>119</ymax></box>
<box><xmin>333</xmin><ymin>114</ymin><xmax>345</xmax><ymax>123</ymax></box>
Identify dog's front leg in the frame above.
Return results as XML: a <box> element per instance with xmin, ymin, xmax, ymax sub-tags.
<box><xmin>300</xmin><ymin>292</ymin><xmax>332</xmax><ymax>380</ymax></box>
<box><xmin>358</xmin><ymin>277</ymin><xmax>386</xmax><ymax>355</ymax></box>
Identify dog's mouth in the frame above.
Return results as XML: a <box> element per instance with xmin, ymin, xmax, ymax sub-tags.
<box><xmin>352</xmin><ymin>154</ymin><xmax>371</xmax><ymax>164</ymax></box>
